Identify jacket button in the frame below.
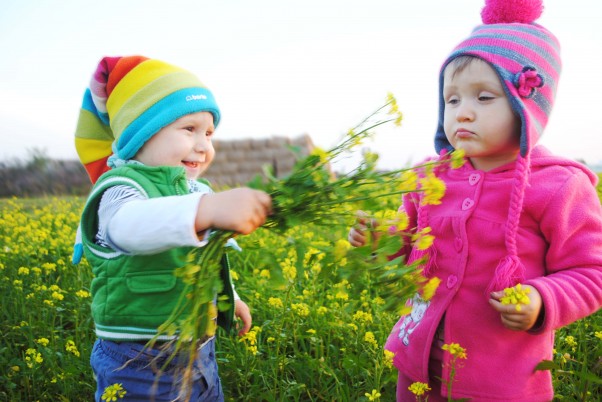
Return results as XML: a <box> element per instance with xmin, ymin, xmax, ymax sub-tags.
<box><xmin>454</xmin><ymin>237</ymin><xmax>462</xmax><ymax>251</ymax></box>
<box><xmin>462</xmin><ymin>198</ymin><xmax>474</xmax><ymax>210</ymax></box>
<box><xmin>469</xmin><ymin>173</ymin><xmax>481</xmax><ymax>185</ymax></box>
<box><xmin>447</xmin><ymin>275</ymin><xmax>458</xmax><ymax>288</ymax></box>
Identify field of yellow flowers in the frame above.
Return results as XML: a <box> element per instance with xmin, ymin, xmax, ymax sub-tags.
<box><xmin>1</xmin><ymin>195</ymin><xmax>600</xmax><ymax>401</ymax></box>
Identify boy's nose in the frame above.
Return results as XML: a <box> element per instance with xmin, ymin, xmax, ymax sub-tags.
<box><xmin>194</xmin><ymin>135</ymin><xmax>207</xmax><ymax>152</ymax></box>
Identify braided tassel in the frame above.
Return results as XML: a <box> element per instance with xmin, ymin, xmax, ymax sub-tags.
<box><xmin>487</xmin><ymin>155</ymin><xmax>530</xmax><ymax>293</ymax></box>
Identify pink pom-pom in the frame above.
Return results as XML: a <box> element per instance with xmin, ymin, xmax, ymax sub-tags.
<box><xmin>481</xmin><ymin>0</ymin><xmax>543</xmax><ymax>24</ymax></box>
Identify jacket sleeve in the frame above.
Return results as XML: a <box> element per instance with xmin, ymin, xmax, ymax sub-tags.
<box><xmin>526</xmin><ymin>170</ymin><xmax>602</xmax><ymax>331</ymax></box>
<box><xmin>107</xmin><ymin>192</ymin><xmax>209</xmax><ymax>254</ymax></box>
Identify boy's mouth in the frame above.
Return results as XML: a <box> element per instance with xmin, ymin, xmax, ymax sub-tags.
<box><xmin>182</xmin><ymin>161</ymin><xmax>199</xmax><ymax>168</ymax></box>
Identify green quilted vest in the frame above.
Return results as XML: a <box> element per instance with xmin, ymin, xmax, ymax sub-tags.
<box><xmin>80</xmin><ymin>164</ymin><xmax>234</xmax><ymax>341</ymax></box>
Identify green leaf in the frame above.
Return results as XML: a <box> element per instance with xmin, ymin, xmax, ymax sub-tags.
<box><xmin>534</xmin><ymin>360</ymin><xmax>561</xmax><ymax>371</ymax></box>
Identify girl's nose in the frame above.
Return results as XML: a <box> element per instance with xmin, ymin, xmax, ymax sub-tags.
<box><xmin>456</xmin><ymin>102</ymin><xmax>475</xmax><ymax>122</ymax></box>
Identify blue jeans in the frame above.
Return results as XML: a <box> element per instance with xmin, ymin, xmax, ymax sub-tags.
<box><xmin>90</xmin><ymin>338</ymin><xmax>223</xmax><ymax>402</ymax></box>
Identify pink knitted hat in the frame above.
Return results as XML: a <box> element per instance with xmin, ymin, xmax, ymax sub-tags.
<box><xmin>431</xmin><ymin>0</ymin><xmax>562</xmax><ymax>292</ymax></box>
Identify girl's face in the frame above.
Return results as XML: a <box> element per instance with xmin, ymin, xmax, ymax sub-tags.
<box><xmin>443</xmin><ymin>59</ymin><xmax>521</xmax><ymax>171</ymax></box>
<box><xmin>134</xmin><ymin>111</ymin><xmax>215</xmax><ymax>179</ymax></box>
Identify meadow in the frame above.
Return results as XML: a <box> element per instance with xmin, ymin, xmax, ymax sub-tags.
<box><xmin>0</xmin><ymin>195</ymin><xmax>600</xmax><ymax>401</ymax></box>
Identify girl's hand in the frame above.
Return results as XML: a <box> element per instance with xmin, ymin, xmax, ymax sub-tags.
<box><xmin>234</xmin><ymin>299</ymin><xmax>252</xmax><ymax>336</ymax></box>
<box><xmin>489</xmin><ymin>285</ymin><xmax>543</xmax><ymax>331</ymax></box>
<box><xmin>348</xmin><ymin>211</ymin><xmax>378</xmax><ymax>247</ymax></box>
<box><xmin>196</xmin><ymin>188</ymin><xmax>272</xmax><ymax>234</ymax></box>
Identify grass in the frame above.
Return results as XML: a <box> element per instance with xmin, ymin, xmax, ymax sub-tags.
<box><xmin>0</xmin><ymin>195</ymin><xmax>600</xmax><ymax>401</ymax></box>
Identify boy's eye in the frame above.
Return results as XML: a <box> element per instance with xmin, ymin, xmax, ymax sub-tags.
<box><xmin>446</xmin><ymin>97</ymin><xmax>459</xmax><ymax>105</ymax></box>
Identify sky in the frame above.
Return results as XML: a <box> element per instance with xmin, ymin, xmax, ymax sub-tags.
<box><xmin>1</xmin><ymin>0</ymin><xmax>601</xmax><ymax>171</ymax></box>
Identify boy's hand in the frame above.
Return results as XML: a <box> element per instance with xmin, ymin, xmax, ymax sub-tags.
<box><xmin>489</xmin><ymin>285</ymin><xmax>543</xmax><ymax>331</ymax></box>
<box><xmin>234</xmin><ymin>299</ymin><xmax>252</xmax><ymax>336</ymax></box>
<box><xmin>196</xmin><ymin>188</ymin><xmax>272</xmax><ymax>234</ymax></box>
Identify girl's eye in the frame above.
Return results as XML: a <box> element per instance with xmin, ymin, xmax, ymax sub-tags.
<box><xmin>478</xmin><ymin>94</ymin><xmax>495</xmax><ymax>101</ymax></box>
<box><xmin>447</xmin><ymin>97</ymin><xmax>459</xmax><ymax>105</ymax></box>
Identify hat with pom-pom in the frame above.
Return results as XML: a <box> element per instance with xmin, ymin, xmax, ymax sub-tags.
<box><xmin>435</xmin><ymin>0</ymin><xmax>561</xmax><ymax>158</ymax></box>
<box><xmin>74</xmin><ymin>56</ymin><xmax>220</xmax><ymax>183</ymax></box>
<box><xmin>431</xmin><ymin>0</ymin><xmax>562</xmax><ymax>292</ymax></box>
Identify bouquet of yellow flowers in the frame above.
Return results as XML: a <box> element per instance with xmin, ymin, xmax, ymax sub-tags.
<box><xmin>150</xmin><ymin>94</ymin><xmax>464</xmax><ymax>400</ymax></box>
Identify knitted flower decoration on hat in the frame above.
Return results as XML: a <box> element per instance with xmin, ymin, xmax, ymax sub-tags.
<box><xmin>75</xmin><ymin>56</ymin><xmax>220</xmax><ymax>183</ymax></box>
<box><xmin>434</xmin><ymin>0</ymin><xmax>561</xmax><ymax>158</ymax></box>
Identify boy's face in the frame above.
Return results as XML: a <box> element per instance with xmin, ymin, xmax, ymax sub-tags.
<box><xmin>134</xmin><ymin>111</ymin><xmax>215</xmax><ymax>179</ymax></box>
<box><xmin>443</xmin><ymin>59</ymin><xmax>521</xmax><ymax>171</ymax></box>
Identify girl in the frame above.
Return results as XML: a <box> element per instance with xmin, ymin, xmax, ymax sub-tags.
<box><xmin>349</xmin><ymin>0</ymin><xmax>602</xmax><ymax>400</ymax></box>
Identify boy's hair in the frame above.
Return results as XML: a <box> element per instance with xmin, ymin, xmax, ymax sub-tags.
<box><xmin>434</xmin><ymin>0</ymin><xmax>561</xmax><ymax>158</ymax></box>
<box><xmin>75</xmin><ymin>56</ymin><xmax>220</xmax><ymax>183</ymax></box>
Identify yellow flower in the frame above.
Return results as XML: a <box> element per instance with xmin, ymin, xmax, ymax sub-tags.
<box><xmin>386</xmin><ymin>92</ymin><xmax>403</xmax><ymax>127</ymax></box>
<box><xmin>335</xmin><ymin>290</ymin><xmax>349</xmax><ymax>301</ymax></box>
<box><xmin>412</xmin><ymin>227</ymin><xmax>434</xmax><ymax>251</ymax></box>
<box><xmin>65</xmin><ymin>340</ymin><xmax>80</xmax><ymax>357</ymax></box>
<box><xmin>268</xmin><ymin>297</ymin><xmax>284</xmax><ymax>309</ymax></box>
<box><xmin>306</xmin><ymin>329</ymin><xmax>317</xmax><ymax>335</ymax></box>
<box><xmin>24</xmin><ymin>348</ymin><xmax>43</xmax><ymax>368</ymax></box>
<box><xmin>352</xmin><ymin>310</ymin><xmax>373</xmax><ymax>324</ymax></box>
<box><xmin>365</xmin><ymin>389</ymin><xmax>381</xmax><ymax>401</ymax></box>
<box><xmin>500</xmin><ymin>284</ymin><xmax>531</xmax><ymax>312</ymax></box>
<box><xmin>280</xmin><ymin>258</ymin><xmax>297</xmax><ymax>282</ymax></box>
<box><xmin>408</xmin><ymin>382</ymin><xmax>431</xmax><ymax>396</ymax></box>
<box><xmin>595</xmin><ymin>331</ymin><xmax>602</xmax><ymax>340</ymax></box>
<box><xmin>564</xmin><ymin>335</ymin><xmax>577</xmax><ymax>352</ymax></box>
<box><xmin>101</xmin><ymin>383</ymin><xmax>127</xmax><ymax>401</ymax></box>
<box><xmin>397</xmin><ymin>305</ymin><xmax>412</xmax><ymax>317</ymax></box>
<box><xmin>364</xmin><ymin>331</ymin><xmax>378</xmax><ymax>348</ymax></box>
<box><xmin>259</xmin><ymin>269</ymin><xmax>271</xmax><ymax>279</ymax></box>
<box><xmin>230</xmin><ymin>270</ymin><xmax>239</xmax><ymax>281</ymax></box>
<box><xmin>450</xmin><ymin>149</ymin><xmax>466</xmax><ymax>169</ymax></box>
<box><xmin>291</xmin><ymin>303</ymin><xmax>310</xmax><ymax>317</ymax></box>
<box><xmin>51</xmin><ymin>291</ymin><xmax>64</xmax><ymax>301</ymax></box>
<box><xmin>419</xmin><ymin>173</ymin><xmax>446</xmax><ymax>206</ymax></box>
<box><xmin>310</xmin><ymin>147</ymin><xmax>329</xmax><ymax>164</ymax></box>
<box><xmin>75</xmin><ymin>289</ymin><xmax>91</xmax><ymax>298</ymax></box>
<box><xmin>442</xmin><ymin>342</ymin><xmax>467</xmax><ymax>359</ymax></box>
<box><xmin>17</xmin><ymin>267</ymin><xmax>29</xmax><ymax>275</ymax></box>
<box><xmin>35</xmin><ymin>337</ymin><xmax>50</xmax><ymax>347</ymax></box>
<box><xmin>317</xmin><ymin>306</ymin><xmax>328</xmax><ymax>315</ymax></box>
<box><xmin>383</xmin><ymin>350</ymin><xmax>395</xmax><ymax>369</ymax></box>
<box><xmin>333</xmin><ymin>239</ymin><xmax>351</xmax><ymax>261</ymax></box>
<box><xmin>422</xmin><ymin>277</ymin><xmax>441</xmax><ymax>301</ymax></box>
<box><xmin>398</xmin><ymin>170</ymin><xmax>418</xmax><ymax>192</ymax></box>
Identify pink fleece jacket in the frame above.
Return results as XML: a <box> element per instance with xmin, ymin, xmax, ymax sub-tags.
<box><xmin>384</xmin><ymin>146</ymin><xmax>602</xmax><ymax>401</ymax></box>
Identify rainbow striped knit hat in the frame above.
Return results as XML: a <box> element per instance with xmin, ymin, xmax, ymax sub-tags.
<box><xmin>75</xmin><ymin>56</ymin><xmax>220</xmax><ymax>183</ymax></box>
<box><xmin>431</xmin><ymin>0</ymin><xmax>562</xmax><ymax>292</ymax></box>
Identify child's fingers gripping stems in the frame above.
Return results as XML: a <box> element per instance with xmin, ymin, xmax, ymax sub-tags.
<box><xmin>196</xmin><ymin>188</ymin><xmax>271</xmax><ymax>234</ymax></box>
<box><xmin>348</xmin><ymin>210</ymin><xmax>368</xmax><ymax>247</ymax></box>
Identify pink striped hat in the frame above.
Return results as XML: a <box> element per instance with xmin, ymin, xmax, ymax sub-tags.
<box><xmin>432</xmin><ymin>0</ymin><xmax>562</xmax><ymax>292</ymax></box>
<box><xmin>435</xmin><ymin>0</ymin><xmax>561</xmax><ymax>158</ymax></box>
